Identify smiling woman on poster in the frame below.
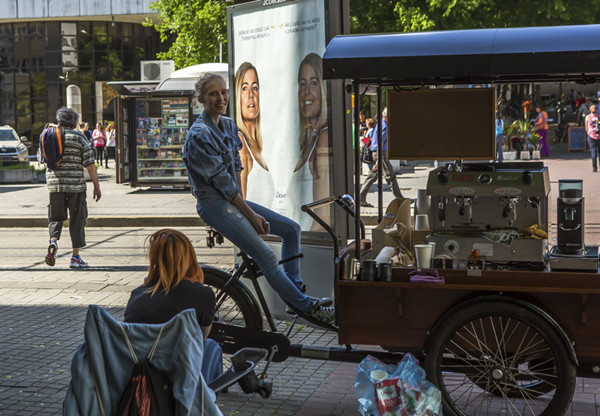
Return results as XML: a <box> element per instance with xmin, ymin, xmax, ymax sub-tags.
<box><xmin>291</xmin><ymin>53</ymin><xmax>331</xmax><ymax>230</ymax></box>
<box><xmin>235</xmin><ymin>62</ymin><xmax>275</xmax><ymax>207</ymax></box>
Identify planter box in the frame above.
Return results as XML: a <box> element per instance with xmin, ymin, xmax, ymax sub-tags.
<box><xmin>0</xmin><ymin>169</ymin><xmax>33</xmax><ymax>183</ymax></box>
<box><xmin>504</xmin><ymin>151</ymin><xmax>517</xmax><ymax>160</ymax></box>
<box><xmin>520</xmin><ymin>150</ymin><xmax>531</xmax><ymax>160</ymax></box>
<box><xmin>532</xmin><ymin>150</ymin><xmax>541</xmax><ymax>159</ymax></box>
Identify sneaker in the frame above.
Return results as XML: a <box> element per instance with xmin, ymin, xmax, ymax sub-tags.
<box><xmin>70</xmin><ymin>256</ymin><xmax>89</xmax><ymax>268</ymax></box>
<box><xmin>45</xmin><ymin>241</ymin><xmax>58</xmax><ymax>266</ymax></box>
<box><xmin>308</xmin><ymin>303</ymin><xmax>335</xmax><ymax>326</ymax></box>
<box><xmin>286</xmin><ymin>296</ymin><xmax>333</xmax><ymax>315</ymax></box>
<box><xmin>360</xmin><ymin>201</ymin><xmax>374</xmax><ymax>208</ymax></box>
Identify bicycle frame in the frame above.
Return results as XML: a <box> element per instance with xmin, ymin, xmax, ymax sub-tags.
<box><xmin>207</xmin><ymin>195</ymin><xmax>403</xmax><ymax>365</ymax></box>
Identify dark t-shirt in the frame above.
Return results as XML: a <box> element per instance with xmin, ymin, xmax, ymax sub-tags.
<box><xmin>124</xmin><ymin>279</ymin><xmax>215</xmax><ymax>327</ymax></box>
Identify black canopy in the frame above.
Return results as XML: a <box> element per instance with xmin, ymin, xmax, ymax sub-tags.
<box><xmin>323</xmin><ymin>24</ymin><xmax>600</xmax><ymax>85</ymax></box>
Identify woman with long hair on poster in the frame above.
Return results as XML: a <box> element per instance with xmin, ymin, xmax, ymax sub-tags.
<box><xmin>235</xmin><ymin>62</ymin><xmax>269</xmax><ymax>198</ymax></box>
<box><xmin>293</xmin><ymin>53</ymin><xmax>331</xmax><ymax>230</ymax></box>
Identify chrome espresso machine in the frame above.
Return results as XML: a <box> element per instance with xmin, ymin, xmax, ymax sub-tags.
<box><xmin>426</xmin><ymin>161</ymin><xmax>550</xmax><ymax>270</ymax></box>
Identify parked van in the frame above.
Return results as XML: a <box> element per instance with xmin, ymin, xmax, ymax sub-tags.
<box><xmin>156</xmin><ymin>63</ymin><xmax>229</xmax><ymax>114</ymax></box>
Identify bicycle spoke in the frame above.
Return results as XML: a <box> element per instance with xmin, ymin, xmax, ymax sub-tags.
<box><xmin>434</xmin><ymin>310</ymin><xmax>568</xmax><ymax>416</ymax></box>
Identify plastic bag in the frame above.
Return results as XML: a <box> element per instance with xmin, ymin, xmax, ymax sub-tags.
<box><xmin>355</xmin><ymin>354</ymin><xmax>443</xmax><ymax>416</ymax></box>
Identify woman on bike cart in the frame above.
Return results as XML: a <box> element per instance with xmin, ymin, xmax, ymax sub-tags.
<box><xmin>183</xmin><ymin>73</ymin><xmax>335</xmax><ymax>328</ymax></box>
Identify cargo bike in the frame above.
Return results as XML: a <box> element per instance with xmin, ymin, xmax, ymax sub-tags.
<box><xmin>205</xmin><ymin>24</ymin><xmax>600</xmax><ymax>416</ymax></box>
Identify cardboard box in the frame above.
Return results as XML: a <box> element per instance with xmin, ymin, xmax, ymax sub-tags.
<box><xmin>411</xmin><ymin>230</ymin><xmax>430</xmax><ymax>250</ymax></box>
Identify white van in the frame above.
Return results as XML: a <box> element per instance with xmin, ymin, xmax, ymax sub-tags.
<box><xmin>156</xmin><ymin>63</ymin><xmax>229</xmax><ymax>115</ymax></box>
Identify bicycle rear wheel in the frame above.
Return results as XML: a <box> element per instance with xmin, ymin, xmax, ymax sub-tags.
<box><xmin>202</xmin><ymin>266</ymin><xmax>264</xmax><ymax>330</ymax></box>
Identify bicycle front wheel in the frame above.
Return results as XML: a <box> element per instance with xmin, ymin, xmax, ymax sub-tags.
<box><xmin>202</xmin><ymin>265</ymin><xmax>264</xmax><ymax>330</ymax></box>
<box><xmin>425</xmin><ymin>301</ymin><xmax>576</xmax><ymax>416</ymax></box>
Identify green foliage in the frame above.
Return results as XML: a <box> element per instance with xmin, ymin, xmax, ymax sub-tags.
<box><xmin>145</xmin><ymin>0</ymin><xmax>600</xmax><ymax>71</ymax></box>
<box><xmin>351</xmin><ymin>0</ymin><xmax>600</xmax><ymax>34</ymax></box>
<box><xmin>0</xmin><ymin>162</ymin><xmax>33</xmax><ymax>170</ymax></box>
<box><xmin>144</xmin><ymin>0</ymin><xmax>230</xmax><ymax>68</ymax></box>
<box><xmin>505</xmin><ymin>118</ymin><xmax>541</xmax><ymax>150</ymax></box>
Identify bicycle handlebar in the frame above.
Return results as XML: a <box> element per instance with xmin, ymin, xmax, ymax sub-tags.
<box><xmin>301</xmin><ymin>195</ymin><xmax>341</xmax><ymax>211</ymax></box>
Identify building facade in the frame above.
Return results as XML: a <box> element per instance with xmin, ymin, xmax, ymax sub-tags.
<box><xmin>0</xmin><ymin>0</ymin><xmax>168</xmax><ymax>142</ymax></box>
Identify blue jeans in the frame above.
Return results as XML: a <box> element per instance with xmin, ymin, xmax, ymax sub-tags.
<box><xmin>196</xmin><ymin>197</ymin><xmax>312</xmax><ymax>312</ymax></box>
<box><xmin>201</xmin><ymin>339</ymin><xmax>223</xmax><ymax>385</ymax></box>
<box><xmin>588</xmin><ymin>136</ymin><xmax>600</xmax><ymax>170</ymax></box>
<box><xmin>496</xmin><ymin>134</ymin><xmax>504</xmax><ymax>163</ymax></box>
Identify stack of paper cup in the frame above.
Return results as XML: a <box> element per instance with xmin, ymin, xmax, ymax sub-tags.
<box><xmin>415</xmin><ymin>189</ymin><xmax>431</xmax><ymax>215</ymax></box>
<box><xmin>414</xmin><ymin>214</ymin><xmax>430</xmax><ymax>231</ymax></box>
<box><xmin>414</xmin><ymin>244</ymin><xmax>434</xmax><ymax>268</ymax></box>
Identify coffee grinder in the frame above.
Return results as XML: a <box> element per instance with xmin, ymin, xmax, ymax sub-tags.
<box><xmin>550</xmin><ymin>179</ymin><xmax>598</xmax><ymax>271</ymax></box>
<box><xmin>557</xmin><ymin>179</ymin><xmax>584</xmax><ymax>254</ymax></box>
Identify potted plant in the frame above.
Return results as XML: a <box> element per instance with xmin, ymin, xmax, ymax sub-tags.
<box><xmin>528</xmin><ymin>131</ymin><xmax>542</xmax><ymax>159</ymax></box>
<box><xmin>505</xmin><ymin>119</ymin><xmax>538</xmax><ymax>160</ymax></box>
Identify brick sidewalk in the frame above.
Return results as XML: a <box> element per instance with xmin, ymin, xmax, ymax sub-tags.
<box><xmin>0</xmin><ymin>227</ymin><xmax>355</xmax><ymax>416</ymax></box>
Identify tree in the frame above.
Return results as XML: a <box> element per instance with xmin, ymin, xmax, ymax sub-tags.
<box><xmin>351</xmin><ymin>0</ymin><xmax>600</xmax><ymax>34</ymax></box>
<box><xmin>144</xmin><ymin>0</ymin><xmax>230</xmax><ymax>68</ymax></box>
<box><xmin>146</xmin><ymin>0</ymin><xmax>600</xmax><ymax>69</ymax></box>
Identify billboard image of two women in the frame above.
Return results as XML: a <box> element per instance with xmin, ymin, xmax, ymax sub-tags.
<box><xmin>230</xmin><ymin>0</ymin><xmax>331</xmax><ymax>232</ymax></box>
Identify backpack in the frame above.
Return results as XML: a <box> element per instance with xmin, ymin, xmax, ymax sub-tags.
<box><xmin>38</xmin><ymin>124</ymin><xmax>65</xmax><ymax>171</ymax></box>
<box><xmin>115</xmin><ymin>326</ymin><xmax>176</xmax><ymax>416</ymax></box>
<box><xmin>594</xmin><ymin>116</ymin><xmax>600</xmax><ymax>134</ymax></box>
<box><xmin>115</xmin><ymin>360</ymin><xmax>176</xmax><ymax>416</ymax></box>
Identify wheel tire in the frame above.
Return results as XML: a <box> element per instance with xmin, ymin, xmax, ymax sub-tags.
<box><xmin>424</xmin><ymin>301</ymin><xmax>576</xmax><ymax>416</ymax></box>
<box><xmin>203</xmin><ymin>267</ymin><xmax>263</xmax><ymax>330</ymax></box>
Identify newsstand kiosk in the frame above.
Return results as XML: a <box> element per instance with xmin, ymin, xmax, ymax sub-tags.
<box><xmin>109</xmin><ymin>82</ymin><xmax>194</xmax><ymax>188</ymax></box>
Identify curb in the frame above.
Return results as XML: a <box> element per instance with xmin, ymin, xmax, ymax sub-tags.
<box><xmin>0</xmin><ymin>215</ymin><xmax>381</xmax><ymax>228</ymax></box>
<box><xmin>0</xmin><ymin>216</ymin><xmax>204</xmax><ymax>228</ymax></box>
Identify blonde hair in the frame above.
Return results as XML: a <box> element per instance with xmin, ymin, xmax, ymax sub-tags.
<box><xmin>235</xmin><ymin>62</ymin><xmax>263</xmax><ymax>152</ymax></box>
<box><xmin>297</xmin><ymin>53</ymin><xmax>328</xmax><ymax>149</ymax></box>
<box><xmin>145</xmin><ymin>228</ymin><xmax>204</xmax><ymax>295</ymax></box>
<box><xmin>195</xmin><ymin>73</ymin><xmax>225</xmax><ymax>100</ymax></box>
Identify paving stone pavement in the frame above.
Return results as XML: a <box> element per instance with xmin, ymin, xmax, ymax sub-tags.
<box><xmin>0</xmin><ymin>227</ymin><xmax>361</xmax><ymax>416</ymax></box>
<box><xmin>3</xmin><ymin>141</ymin><xmax>600</xmax><ymax>414</ymax></box>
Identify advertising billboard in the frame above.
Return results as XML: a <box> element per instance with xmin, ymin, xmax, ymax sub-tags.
<box><xmin>228</xmin><ymin>0</ymin><xmax>332</xmax><ymax>232</ymax></box>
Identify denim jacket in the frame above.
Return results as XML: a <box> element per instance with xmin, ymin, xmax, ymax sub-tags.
<box><xmin>63</xmin><ymin>305</ymin><xmax>222</xmax><ymax>416</ymax></box>
<box><xmin>183</xmin><ymin>111</ymin><xmax>242</xmax><ymax>202</ymax></box>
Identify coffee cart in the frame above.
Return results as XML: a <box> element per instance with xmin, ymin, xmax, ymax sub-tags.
<box><xmin>324</xmin><ymin>24</ymin><xmax>600</xmax><ymax>415</ymax></box>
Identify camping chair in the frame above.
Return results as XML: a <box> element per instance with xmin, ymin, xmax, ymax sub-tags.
<box><xmin>63</xmin><ymin>305</ymin><xmax>270</xmax><ymax>416</ymax></box>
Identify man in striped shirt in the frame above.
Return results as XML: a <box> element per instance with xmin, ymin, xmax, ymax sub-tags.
<box><xmin>44</xmin><ymin>107</ymin><xmax>101</xmax><ymax>268</ymax></box>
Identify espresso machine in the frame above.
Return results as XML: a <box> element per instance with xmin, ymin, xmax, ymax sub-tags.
<box><xmin>426</xmin><ymin>161</ymin><xmax>550</xmax><ymax>269</ymax></box>
<box><xmin>549</xmin><ymin>179</ymin><xmax>598</xmax><ymax>271</ymax></box>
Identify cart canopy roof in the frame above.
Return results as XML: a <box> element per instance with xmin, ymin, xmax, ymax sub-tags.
<box><xmin>323</xmin><ymin>24</ymin><xmax>600</xmax><ymax>85</ymax></box>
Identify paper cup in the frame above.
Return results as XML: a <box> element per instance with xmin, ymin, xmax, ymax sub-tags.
<box><xmin>428</xmin><ymin>242</ymin><xmax>436</xmax><ymax>258</ymax></box>
<box><xmin>371</xmin><ymin>369</ymin><xmax>388</xmax><ymax>382</ymax></box>
<box><xmin>414</xmin><ymin>214</ymin><xmax>430</xmax><ymax>231</ymax></box>
<box><xmin>416</xmin><ymin>189</ymin><xmax>431</xmax><ymax>215</ymax></box>
<box><xmin>414</xmin><ymin>244</ymin><xmax>433</xmax><ymax>268</ymax></box>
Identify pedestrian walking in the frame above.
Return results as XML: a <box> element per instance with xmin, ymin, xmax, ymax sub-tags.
<box><xmin>92</xmin><ymin>123</ymin><xmax>106</xmax><ymax>167</ymax></box>
<box><xmin>83</xmin><ymin>122</ymin><xmax>93</xmax><ymax>143</ymax></box>
<box><xmin>495</xmin><ymin>111</ymin><xmax>505</xmax><ymax>163</ymax></box>
<box><xmin>105</xmin><ymin>123</ymin><xmax>116</xmax><ymax>168</ymax></box>
<box><xmin>359</xmin><ymin>107</ymin><xmax>403</xmax><ymax>207</ymax></box>
<box><xmin>534</xmin><ymin>104</ymin><xmax>550</xmax><ymax>157</ymax></box>
<box><xmin>585</xmin><ymin>104</ymin><xmax>600</xmax><ymax>172</ymax></box>
<box><xmin>44</xmin><ymin>107</ymin><xmax>101</xmax><ymax>268</ymax></box>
